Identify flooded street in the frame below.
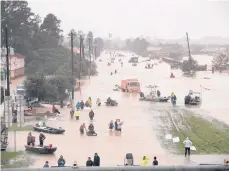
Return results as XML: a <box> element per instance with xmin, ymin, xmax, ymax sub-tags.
<box><xmin>7</xmin><ymin>52</ymin><xmax>229</xmax><ymax>167</ymax></box>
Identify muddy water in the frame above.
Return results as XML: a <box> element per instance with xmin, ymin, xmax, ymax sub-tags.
<box><xmin>7</xmin><ymin>52</ymin><xmax>229</xmax><ymax>167</ymax></box>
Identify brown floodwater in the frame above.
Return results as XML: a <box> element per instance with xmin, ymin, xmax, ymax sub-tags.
<box><xmin>7</xmin><ymin>52</ymin><xmax>229</xmax><ymax>167</ymax></box>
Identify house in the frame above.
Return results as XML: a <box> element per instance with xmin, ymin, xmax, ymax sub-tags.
<box><xmin>1</xmin><ymin>53</ymin><xmax>25</xmax><ymax>80</ymax></box>
<box><xmin>9</xmin><ymin>53</ymin><xmax>25</xmax><ymax>79</ymax></box>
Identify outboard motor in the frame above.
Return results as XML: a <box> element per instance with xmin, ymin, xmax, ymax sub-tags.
<box><xmin>125</xmin><ymin>153</ymin><xmax>134</xmax><ymax>166</ymax></box>
<box><xmin>140</xmin><ymin>92</ymin><xmax>144</xmax><ymax>98</ymax></box>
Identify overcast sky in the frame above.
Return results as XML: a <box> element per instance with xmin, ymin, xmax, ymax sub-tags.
<box><xmin>28</xmin><ymin>0</ymin><xmax>229</xmax><ymax>39</ymax></box>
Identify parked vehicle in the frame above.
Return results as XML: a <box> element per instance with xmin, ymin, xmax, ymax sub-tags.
<box><xmin>121</xmin><ymin>79</ymin><xmax>141</xmax><ymax>93</ymax></box>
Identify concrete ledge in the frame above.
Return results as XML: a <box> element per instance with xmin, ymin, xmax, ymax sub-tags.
<box><xmin>1</xmin><ymin>165</ymin><xmax>228</xmax><ymax>171</ymax></box>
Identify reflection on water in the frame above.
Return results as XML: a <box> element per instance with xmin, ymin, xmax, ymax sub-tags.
<box><xmin>8</xmin><ymin>52</ymin><xmax>229</xmax><ymax>167</ymax></box>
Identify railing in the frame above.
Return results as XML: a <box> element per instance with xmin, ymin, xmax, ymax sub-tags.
<box><xmin>1</xmin><ymin>165</ymin><xmax>228</xmax><ymax>171</ymax></box>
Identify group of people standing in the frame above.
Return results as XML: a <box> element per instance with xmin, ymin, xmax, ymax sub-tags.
<box><xmin>27</xmin><ymin>132</ymin><xmax>46</xmax><ymax>147</ymax></box>
<box><xmin>76</xmin><ymin>97</ymin><xmax>92</xmax><ymax>110</ymax></box>
<box><xmin>79</xmin><ymin>123</ymin><xmax>95</xmax><ymax>134</ymax></box>
<box><xmin>70</xmin><ymin>97</ymin><xmax>93</xmax><ymax>120</ymax></box>
<box><xmin>43</xmin><ymin>153</ymin><xmax>100</xmax><ymax>168</ymax></box>
<box><xmin>140</xmin><ymin>156</ymin><xmax>158</xmax><ymax>166</ymax></box>
<box><xmin>108</xmin><ymin>119</ymin><xmax>124</xmax><ymax>133</ymax></box>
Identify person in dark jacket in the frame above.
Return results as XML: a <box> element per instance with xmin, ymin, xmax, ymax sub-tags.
<box><xmin>156</xmin><ymin>90</ymin><xmax>161</xmax><ymax>97</ymax></box>
<box><xmin>93</xmin><ymin>153</ymin><xmax>100</xmax><ymax>166</ymax></box>
<box><xmin>80</xmin><ymin>100</ymin><xmax>85</xmax><ymax>109</ymax></box>
<box><xmin>114</xmin><ymin>119</ymin><xmax>118</xmax><ymax>131</ymax></box>
<box><xmin>152</xmin><ymin>156</ymin><xmax>158</xmax><ymax>166</ymax></box>
<box><xmin>86</xmin><ymin>157</ymin><xmax>94</xmax><ymax>166</ymax></box>
<box><xmin>43</xmin><ymin>161</ymin><xmax>49</xmax><ymax>168</ymax></box>
<box><xmin>89</xmin><ymin>109</ymin><xmax>94</xmax><ymax>120</ymax></box>
<box><xmin>39</xmin><ymin>132</ymin><xmax>46</xmax><ymax>147</ymax></box>
<box><xmin>108</xmin><ymin>120</ymin><xmax>114</xmax><ymax>130</ymax></box>
<box><xmin>57</xmin><ymin>155</ymin><xmax>66</xmax><ymax>167</ymax></box>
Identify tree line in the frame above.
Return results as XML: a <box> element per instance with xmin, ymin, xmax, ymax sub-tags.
<box><xmin>1</xmin><ymin>0</ymin><xmax>104</xmax><ymax>102</ymax></box>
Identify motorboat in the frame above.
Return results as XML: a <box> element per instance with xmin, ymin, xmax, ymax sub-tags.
<box><xmin>113</xmin><ymin>84</ymin><xmax>120</xmax><ymax>91</ymax></box>
<box><xmin>33</xmin><ymin>126</ymin><xmax>65</xmax><ymax>134</ymax></box>
<box><xmin>25</xmin><ymin>145</ymin><xmax>57</xmax><ymax>154</ymax></box>
<box><xmin>170</xmin><ymin>73</ymin><xmax>175</xmax><ymax>78</ymax></box>
<box><xmin>182</xmin><ymin>71</ymin><xmax>196</xmax><ymax>77</ymax></box>
<box><xmin>128</xmin><ymin>57</ymin><xmax>138</xmax><ymax>63</ymax></box>
<box><xmin>105</xmin><ymin>100</ymin><xmax>118</xmax><ymax>106</ymax></box>
<box><xmin>132</xmin><ymin>63</ymin><xmax>137</xmax><ymax>66</ymax></box>
<box><xmin>86</xmin><ymin>132</ymin><xmax>98</xmax><ymax>136</ymax></box>
<box><xmin>139</xmin><ymin>95</ymin><xmax>170</xmax><ymax>102</ymax></box>
<box><xmin>145</xmin><ymin>64</ymin><xmax>153</xmax><ymax>69</ymax></box>
<box><xmin>184</xmin><ymin>90</ymin><xmax>201</xmax><ymax>105</ymax></box>
<box><xmin>171</xmin><ymin>64</ymin><xmax>179</xmax><ymax>69</ymax></box>
<box><xmin>139</xmin><ymin>85</ymin><xmax>170</xmax><ymax>102</ymax></box>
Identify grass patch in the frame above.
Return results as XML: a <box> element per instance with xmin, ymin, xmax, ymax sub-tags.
<box><xmin>1</xmin><ymin>151</ymin><xmax>23</xmax><ymax>161</ymax></box>
<box><xmin>172</xmin><ymin>115</ymin><xmax>229</xmax><ymax>154</ymax></box>
<box><xmin>1</xmin><ymin>151</ymin><xmax>32</xmax><ymax>168</ymax></box>
<box><xmin>9</xmin><ymin>124</ymin><xmax>33</xmax><ymax>131</ymax></box>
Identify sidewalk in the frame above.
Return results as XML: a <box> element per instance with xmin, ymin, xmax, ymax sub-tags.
<box><xmin>176</xmin><ymin>155</ymin><xmax>227</xmax><ymax>165</ymax></box>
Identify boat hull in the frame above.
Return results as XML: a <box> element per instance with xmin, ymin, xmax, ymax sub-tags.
<box><xmin>33</xmin><ymin>126</ymin><xmax>65</xmax><ymax>134</ymax></box>
<box><xmin>86</xmin><ymin>132</ymin><xmax>98</xmax><ymax>136</ymax></box>
<box><xmin>25</xmin><ymin>145</ymin><xmax>57</xmax><ymax>154</ymax></box>
<box><xmin>105</xmin><ymin>101</ymin><xmax>118</xmax><ymax>106</ymax></box>
<box><xmin>139</xmin><ymin>97</ymin><xmax>169</xmax><ymax>102</ymax></box>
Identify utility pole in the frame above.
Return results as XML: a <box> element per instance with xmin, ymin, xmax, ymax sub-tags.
<box><xmin>82</xmin><ymin>42</ymin><xmax>85</xmax><ymax>59</ymax></box>
<box><xmin>94</xmin><ymin>40</ymin><xmax>97</xmax><ymax>61</ymax></box>
<box><xmin>186</xmin><ymin>32</ymin><xmax>192</xmax><ymax>71</ymax></box>
<box><xmin>79</xmin><ymin>35</ymin><xmax>83</xmax><ymax>90</ymax></box>
<box><xmin>88</xmin><ymin>37</ymin><xmax>91</xmax><ymax>80</ymax></box>
<box><xmin>5</xmin><ymin>26</ymin><xmax>10</xmax><ymax>96</ymax></box>
<box><xmin>70</xmin><ymin>31</ymin><xmax>74</xmax><ymax>101</ymax></box>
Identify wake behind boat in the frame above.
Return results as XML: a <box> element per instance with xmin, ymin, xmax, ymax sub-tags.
<box><xmin>33</xmin><ymin>126</ymin><xmax>65</xmax><ymax>134</ymax></box>
<box><xmin>25</xmin><ymin>145</ymin><xmax>57</xmax><ymax>154</ymax></box>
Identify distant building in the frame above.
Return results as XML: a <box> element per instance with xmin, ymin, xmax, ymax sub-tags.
<box><xmin>1</xmin><ymin>53</ymin><xmax>25</xmax><ymax>80</ymax></box>
<box><xmin>200</xmin><ymin>47</ymin><xmax>227</xmax><ymax>55</ymax></box>
<box><xmin>147</xmin><ymin>44</ymin><xmax>184</xmax><ymax>59</ymax></box>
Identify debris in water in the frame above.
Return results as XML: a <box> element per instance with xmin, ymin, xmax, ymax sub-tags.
<box><xmin>165</xmin><ymin>134</ymin><xmax>172</xmax><ymax>140</ymax></box>
<box><xmin>172</xmin><ymin>137</ymin><xmax>180</xmax><ymax>143</ymax></box>
<box><xmin>190</xmin><ymin>146</ymin><xmax>196</xmax><ymax>151</ymax></box>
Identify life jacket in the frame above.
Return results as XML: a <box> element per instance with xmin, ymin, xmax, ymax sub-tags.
<box><xmin>74</xmin><ymin>111</ymin><xmax>80</xmax><ymax>116</ymax></box>
<box><xmin>88</xmin><ymin>99</ymin><xmax>91</xmax><ymax>105</ymax></box>
<box><xmin>140</xmin><ymin>156</ymin><xmax>149</xmax><ymax>166</ymax></box>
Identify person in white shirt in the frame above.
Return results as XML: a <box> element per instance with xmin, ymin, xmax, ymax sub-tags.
<box><xmin>183</xmin><ymin>137</ymin><xmax>192</xmax><ymax>157</ymax></box>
